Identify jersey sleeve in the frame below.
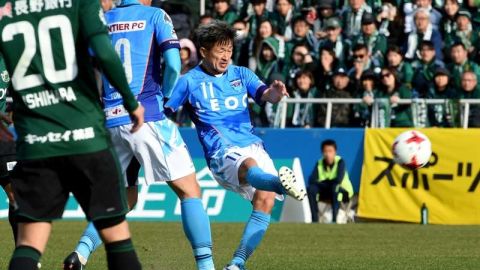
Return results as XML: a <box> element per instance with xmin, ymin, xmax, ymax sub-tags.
<box><xmin>152</xmin><ymin>9</ymin><xmax>181</xmax><ymax>52</ymax></box>
<box><xmin>165</xmin><ymin>75</ymin><xmax>189</xmax><ymax>112</ymax></box>
<box><xmin>241</xmin><ymin>67</ymin><xmax>268</xmax><ymax>105</ymax></box>
<box><xmin>79</xmin><ymin>0</ymin><xmax>108</xmax><ymax>39</ymax></box>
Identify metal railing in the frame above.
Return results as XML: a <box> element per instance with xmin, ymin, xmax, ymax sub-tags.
<box><xmin>6</xmin><ymin>97</ymin><xmax>480</xmax><ymax>129</ymax></box>
<box><xmin>276</xmin><ymin>98</ymin><xmax>480</xmax><ymax>129</ymax></box>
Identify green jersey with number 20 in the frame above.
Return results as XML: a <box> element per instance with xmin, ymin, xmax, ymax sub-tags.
<box><xmin>0</xmin><ymin>0</ymin><xmax>122</xmax><ymax>159</ymax></box>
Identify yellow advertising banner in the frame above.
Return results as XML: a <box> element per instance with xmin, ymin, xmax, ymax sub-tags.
<box><xmin>358</xmin><ymin>128</ymin><xmax>480</xmax><ymax>224</ymax></box>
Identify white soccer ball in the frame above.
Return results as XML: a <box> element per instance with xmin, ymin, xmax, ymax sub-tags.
<box><xmin>392</xmin><ymin>130</ymin><xmax>432</xmax><ymax>170</ymax></box>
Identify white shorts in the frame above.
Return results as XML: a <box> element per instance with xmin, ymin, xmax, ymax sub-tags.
<box><xmin>109</xmin><ymin>118</ymin><xmax>195</xmax><ymax>186</ymax></box>
<box><xmin>209</xmin><ymin>143</ymin><xmax>282</xmax><ymax>201</ymax></box>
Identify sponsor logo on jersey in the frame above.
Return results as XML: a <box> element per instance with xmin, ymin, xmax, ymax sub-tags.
<box><xmin>108</xmin><ymin>20</ymin><xmax>146</xmax><ymax>34</ymax></box>
<box><xmin>105</xmin><ymin>104</ymin><xmax>129</xmax><ymax>120</ymax></box>
<box><xmin>1</xmin><ymin>70</ymin><xmax>9</xmax><ymax>83</ymax></box>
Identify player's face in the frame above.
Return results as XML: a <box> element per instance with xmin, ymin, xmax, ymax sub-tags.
<box><xmin>322</xmin><ymin>145</ymin><xmax>336</xmax><ymax>165</ymax></box>
<box><xmin>201</xmin><ymin>41</ymin><xmax>233</xmax><ymax>75</ymax></box>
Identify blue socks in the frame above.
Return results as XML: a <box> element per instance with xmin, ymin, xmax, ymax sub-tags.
<box><xmin>181</xmin><ymin>198</ymin><xmax>214</xmax><ymax>270</ymax></box>
<box><xmin>75</xmin><ymin>222</ymin><xmax>102</xmax><ymax>262</ymax></box>
<box><xmin>246</xmin><ymin>166</ymin><xmax>284</xmax><ymax>194</ymax></box>
<box><xmin>231</xmin><ymin>210</ymin><xmax>271</xmax><ymax>267</ymax></box>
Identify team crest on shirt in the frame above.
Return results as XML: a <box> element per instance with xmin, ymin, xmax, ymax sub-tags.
<box><xmin>230</xmin><ymin>79</ymin><xmax>243</xmax><ymax>91</ymax></box>
<box><xmin>1</xmin><ymin>70</ymin><xmax>9</xmax><ymax>83</ymax></box>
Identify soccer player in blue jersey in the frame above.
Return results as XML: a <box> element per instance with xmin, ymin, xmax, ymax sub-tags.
<box><xmin>63</xmin><ymin>1</ymin><xmax>215</xmax><ymax>270</ymax></box>
<box><xmin>165</xmin><ymin>21</ymin><xmax>307</xmax><ymax>270</ymax></box>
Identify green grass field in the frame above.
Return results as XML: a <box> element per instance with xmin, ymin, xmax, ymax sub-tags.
<box><xmin>1</xmin><ymin>221</ymin><xmax>479</xmax><ymax>269</ymax></box>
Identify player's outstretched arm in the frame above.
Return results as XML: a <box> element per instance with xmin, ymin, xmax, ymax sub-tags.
<box><xmin>162</xmin><ymin>48</ymin><xmax>181</xmax><ymax>98</ymax></box>
<box><xmin>0</xmin><ymin>113</ymin><xmax>13</xmax><ymax>142</ymax></box>
<box><xmin>89</xmin><ymin>34</ymin><xmax>144</xmax><ymax>132</ymax></box>
<box><xmin>261</xmin><ymin>80</ymin><xmax>289</xmax><ymax>104</ymax></box>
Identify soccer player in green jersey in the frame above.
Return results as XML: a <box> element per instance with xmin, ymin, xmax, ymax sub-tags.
<box><xmin>0</xmin><ymin>0</ymin><xmax>145</xmax><ymax>269</ymax></box>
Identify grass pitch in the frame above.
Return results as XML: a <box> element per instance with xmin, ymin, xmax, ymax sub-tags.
<box><xmin>0</xmin><ymin>221</ymin><xmax>479</xmax><ymax>269</ymax></box>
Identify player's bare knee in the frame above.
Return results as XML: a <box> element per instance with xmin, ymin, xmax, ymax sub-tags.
<box><xmin>252</xmin><ymin>191</ymin><xmax>276</xmax><ymax>213</ymax></box>
<box><xmin>169</xmin><ymin>173</ymin><xmax>201</xmax><ymax>200</ymax></box>
<box><xmin>96</xmin><ymin>219</ymin><xmax>131</xmax><ymax>244</ymax></box>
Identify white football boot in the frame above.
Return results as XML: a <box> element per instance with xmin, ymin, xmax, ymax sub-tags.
<box><xmin>278</xmin><ymin>166</ymin><xmax>306</xmax><ymax>201</ymax></box>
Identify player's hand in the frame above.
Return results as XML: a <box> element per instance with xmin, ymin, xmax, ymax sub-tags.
<box><xmin>0</xmin><ymin>114</ymin><xmax>13</xmax><ymax>142</ymax></box>
<box><xmin>129</xmin><ymin>104</ymin><xmax>145</xmax><ymax>133</ymax></box>
<box><xmin>265</xmin><ymin>80</ymin><xmax>289</xmax><ymax>104</ymax></box>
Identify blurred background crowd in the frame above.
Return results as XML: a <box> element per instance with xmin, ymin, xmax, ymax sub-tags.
<box><xmin>152</xmin><ymin>0</ymin><xmax>480</xmax><ymax>128</ymax></box>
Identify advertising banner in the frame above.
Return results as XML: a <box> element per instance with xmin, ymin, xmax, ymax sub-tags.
<box><xmin>358</xmin><ymin>129</ymin><xmax>480</xmax><ymax>224</ymax></box>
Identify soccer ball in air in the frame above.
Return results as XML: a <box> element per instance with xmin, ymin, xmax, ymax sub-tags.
<box><xmin>392</xmin><ymin>130</ymin><xmax>432</xmax><ymax>170</ymax></box>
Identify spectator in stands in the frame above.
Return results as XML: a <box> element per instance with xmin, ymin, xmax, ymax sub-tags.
<box><xmin>386</xmin><ymin>45</ymin><xmax>414</xmax><ymax>86</ymax></box>
<box><xmin>272</xmin><ymin>0</ymin><xmax>296</xmax><ymax>38</ymax></box>
<box><xmin>353</xmin><ymin>70</ymin><xmax>378</xmax><ymax>126</ymax></box>
<box><xmin>213</xmin><ymin>0</ymin><xmax>238</xmax><ymax>24</ymax></box>
<box><xmin>459</xmin><ymin>71</ymin><xmax>480</xmax><ymax>127</ymax></box>
<box><xmin>255</xmin><ymin>37</ymin><xmax>285</xmax><ymax>82</ymax></box>
<box><xmin>287</xmin><ymin>70</ymin><xmax>319</xmax><ymax>127</ymax></box>
<box><xmin>412</xmin><ymin>41</ymin><xmax>445</xmax><ymax>96</ymax></box>
<box><xmin>352</xmin><ymin>12</ymin><xmax>388</xmax><ymax>67</ymax></box>
<box><xmin>445</xmin><ymin>10</ymin><xmax>479</xmax><ymax>57</ymax></box>
<box><xmin>376</xmin><ymin>1</ymin><xmax>405</xmax><ymax>45</ymax></box>
<box><xmin>427</xmin><ymin>67</ymin><xmax>460</xmax><ymax>127</ymax></box>
<box><xmin>179</xmin><ymin>39</ymin><xmax>198</xmax><ymax>74</ymax></box>
<box><xmin>404</xmin><ymin>0</ymin><xmax>443</xmax><ymax>33</ymax></box>
<box><xmin>287</xmin><ymin>16</ymin><xmax>317</xmax><ymax>52</ymax></box>
<box><xmin>318</xmin><ymin>68</ymin><xmax>354</xmax><ymax>127</ymax></box>
<box><xmin>441</xmin><ymin>0</ymin><xmax>460</xmax><ymax>38</ymax></box>
<box><xmin>247</xmin><ymin>0</ymin><xmax>273</xmax><ymax>38</ymax></box>
<box><xmin>448</xmin><ymin>41</ymin><xmax>480</xmax><ymax>88</ymax></box>
<box><xmin>341</xmin><ymin>0</ymin><xmax>373</xmax><ymax>39</ymax></box>
<box><xmin>348</xmin><ymin>44</ymin><xmax>377</xmax><ymax>96</ymax></box>
<box><xmin>242</xmin><ymin>20</ymin><xmax>283</xmax><ymax>70</ymax></box>
<box><xmin>307</xmin><ymin>139</ymin><xmax>354</xmax><ymax>223</ymax></box>
<box><xmin>404</xmin><ymin>8</ymin><xmax>444</xmax><ymax>61</ymax></box>
<box><xmin>232</xmin><ymin>20</ymin><xmax>249</xmax><ymax>65</ymax></box>
<box><xmin>285</xmin><ymin>44</ymin><xmax>316</xmax><ymax>90</ymax></box>
<box><xmin>315</xmin><ymin>45</ymin><xmax>340</xmax><ymax>93</ymax></box>
<box><xmin>316</xmin><ymin>17</ymin><xmax>350</xmax><ymax>66</ymax></box>
<box><xmin>313</xmin><ymin>0</ymin><xmax>337</xmax><ymax>39</ymax></box>
<box><xmin>377</xmin><ymin>67</ymin><xmax>413</xmax><ymax>127</ymax></box>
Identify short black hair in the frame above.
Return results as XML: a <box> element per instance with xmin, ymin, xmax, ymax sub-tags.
<box><xmin>193</xmin><ymin>20</ymin><xmax>236</xmax><ymax>51</ymax></box>
<box><xmin>352</xmin><ymin>43</ymin><xmax>368</xmax><ymax>53</ymax></box>
<box><xmin>321</xmin><ymin>139</ymin><xmax>337</xmax><ymax>150</ymax></box>
<box><xmin>451</xmin><ymin>40</ymin><xmax>467</xmax><ymax>50</ymax></box>
<box><xmin>419</xmin><ymin>40</ymin><xmax>435</xmax><ymax>50</ymax></box>
<box><xmin>387</xmin><ymin>45</ymin><xmax>402</xmax><ymax>56</ymax></box>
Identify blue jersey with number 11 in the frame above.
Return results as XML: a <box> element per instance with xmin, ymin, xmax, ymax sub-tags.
<box><xmin>166</xmin><ymin>65</ymin><xmax>269</xmax><ymax>160</ymax></box>
<box><xmin>102</xmin><ymin>3</ymin><xmax>180</xmax><ymax>128</ymax></box>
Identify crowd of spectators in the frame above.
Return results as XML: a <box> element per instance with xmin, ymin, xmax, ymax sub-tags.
<box><xmin>165</xmin><ymin>0</ymin><xmax>480</xmax><ymax>128</ymax></box>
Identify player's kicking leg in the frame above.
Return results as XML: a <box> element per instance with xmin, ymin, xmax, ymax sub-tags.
<box><xmin>210</xmin><ymin>144</ymin><xmax>305</xmax><ymax>270</ymax></box>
